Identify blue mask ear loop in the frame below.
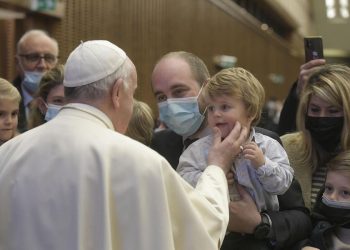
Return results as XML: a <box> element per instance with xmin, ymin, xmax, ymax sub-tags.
<box><xmin>196</xmin><ymin>77</ymin><xmax>211</xmax><ymax>98</ymax></box>
<box><xmin>42</xmin><ymin>101</ymin><xmax>49</xmax><ymax>116</ymax></box>
<box><xmin>37</xmin><ymin>98</ymin><xmax>48</xmax><ymax>116</ymax></box>
<box><xmin>197</xmin><ymin>78</ymin><xmax>210</xmax><ymax>115</ymax></box>
<box><xmin>200</xmin><ymin>106</ymin><xmax>208</xmax><ymax>117</ymax></box>
<box><xmin>196</xmin><ymin>83</ymin><xmax>205</xmax><ymax>98</ymax></box>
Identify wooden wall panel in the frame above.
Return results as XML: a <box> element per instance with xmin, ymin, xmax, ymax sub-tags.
<box><xmin>49</xmin><ymin>0</ymin><xmax>166</xmax><ymax>110</ymax></box>
<box><xmin>2</xmin><ymin>0</ymin><xmax>303</xmax><ymax>113</ymax></box>
<box><xmin>0</xmin><ymin>20</ymin><xmax>16</xmax><ymax>80</ymax></box>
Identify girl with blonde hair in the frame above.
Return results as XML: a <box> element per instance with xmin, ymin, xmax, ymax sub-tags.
<box><xmin>0</xmin><ymin>78</ymin><xmax>21</xmax><ymax>146</ymax></box>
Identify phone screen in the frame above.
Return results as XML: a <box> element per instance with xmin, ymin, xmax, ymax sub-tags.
<box><xmin>304</xmin><ymin>37</ymin><xmax>324</xmax><ymax>62</ymax></box>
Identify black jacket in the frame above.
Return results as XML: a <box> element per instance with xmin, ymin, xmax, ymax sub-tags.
<box><xmin>278</xmin><ymin>81</ymin><xmax>299</xmax><ymax>136</ymax></box>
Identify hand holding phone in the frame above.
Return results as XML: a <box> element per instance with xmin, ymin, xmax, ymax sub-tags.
<box><xmin>304</xmin><ymin>37</ymin><xmax>324</xmax><ymax>62</ymax></box>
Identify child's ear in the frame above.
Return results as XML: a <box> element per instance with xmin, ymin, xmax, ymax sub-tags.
<box><xmin>247</xmin><ymin>114</ymin><xmax>256</xmax><ymax>125</ymax></box>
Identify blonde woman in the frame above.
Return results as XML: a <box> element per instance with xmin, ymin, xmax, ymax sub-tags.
<box><xmin>28</xmin><ymin>64</ymin><xmax>65</xmax><ymax>129</ymax></box>
<box><xmin>282</xmin><ymin>64</ymin><xmax>350</xmax><ymax>209</ymax></box>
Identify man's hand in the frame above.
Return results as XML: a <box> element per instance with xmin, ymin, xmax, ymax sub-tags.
<box><xmin>208</xmin><ymin>122</ymin><xmax>248</xmax><ymax>174</ymax></box>
<box><xmin>296</xmin><ymin>59</ymin><xmax>326</xmax><ymax>96</ymax></box>
<box><xmin>242</xmin><ymin>141</ymin><xmax>265</xmax><ymax>169</ymax></box>
<box><xmin>227</xmin><ymin>184</ymin><xmax>261</xmax><ymax>234</ymax></box>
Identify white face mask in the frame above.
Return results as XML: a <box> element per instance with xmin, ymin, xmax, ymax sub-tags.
<box><xmin>44</xmin><ymin>104</ymin><xmax>62</xmax><ymax>121</ymax></box>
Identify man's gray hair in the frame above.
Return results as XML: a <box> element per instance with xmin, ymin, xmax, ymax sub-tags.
<box><xmin>17</xmin><ymin>29</ymin><xmax>59</xmax><ymax>55</ymax></box>
<box><xmin>65</xmin><ymin>59</ymin><xmax>133</xmax><ymax>101</ymax></box>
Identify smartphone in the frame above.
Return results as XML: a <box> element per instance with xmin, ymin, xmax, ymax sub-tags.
<box><xmin>304</xmin><ymin>37</ymin><xmax>324</xmax><ymax>62</ymax></box>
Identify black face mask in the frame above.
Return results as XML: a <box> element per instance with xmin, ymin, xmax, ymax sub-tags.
<box><xmin>313</xmin><ymin>197</ymin><xmax>350</xmax><ymax>226</ymax></box>
<box><xmin>305</xmin><ymin>116</ymin><xmax>344</xmax><ymax>152</ymax></box>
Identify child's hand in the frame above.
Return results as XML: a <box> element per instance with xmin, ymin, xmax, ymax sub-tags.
<box><xmin>242</xmin><ymin>142</ymin><xmax>265</xmax><ymax>168</ymax></box>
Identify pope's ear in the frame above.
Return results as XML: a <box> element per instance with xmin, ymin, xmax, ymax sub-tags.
<box><xmin>111</xmin><ymin>78</ymin><xmax>124</xmax><ymax>108</ymax></box>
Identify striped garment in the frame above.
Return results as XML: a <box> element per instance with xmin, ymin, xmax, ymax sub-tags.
<box><xmin>311</xmin><ymin>165</ymin><xmax>327</xmax><ymax>206</ymax></box>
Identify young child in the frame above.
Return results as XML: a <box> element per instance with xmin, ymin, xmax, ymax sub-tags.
<box><xmin>29</xmin><ymin>64</ymin><xmax>65</xmax><ymax>129</ymax></box>
<box><xmin>0</xmin><ymin>78</ymin><xmax>21</xmax><ymax>146</ymax></box>
<box><xmin>301</xmin><ymin>150</ymin><xmax>350</xmax><ymax>250</ymax></box>
<box><xmin>177</xmin><ymin>67</ymin><xmax>293</xmax><ymax>212</ymax></box>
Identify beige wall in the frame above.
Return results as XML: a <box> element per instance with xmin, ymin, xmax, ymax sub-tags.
<box><xmin>312</xmin><ymin>0</ymin><xmax>350</xmax><ymax>54</ymax></box>
<box><xmin>274</xmin><ymin>0</ymin><xmax>315</xmax><ymax>36</ymax></box>
<box><xmin>276</xmin><ymin>0</ymin><xmax>350</xmax><ymax>57</ymax></box>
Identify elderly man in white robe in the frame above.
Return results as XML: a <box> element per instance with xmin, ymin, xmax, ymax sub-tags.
<box><xmin>0</xmin><ymin>40</ymin><xmax>248</xmax><ymax>250</ymax></box>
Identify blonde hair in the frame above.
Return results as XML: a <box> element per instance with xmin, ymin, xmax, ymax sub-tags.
<box><xmin>326</xmin><ymin>150</ymin><xmax>350</xmax><ymax>177</ymax></box>
<box><xmin>126</xmin><ymin>100</ymin><xmax>155</xmax><ymax>146</ymax></box>
<box><xmin>28</xmin><ymin>64</ymin><xmax>64</xmax><ymax>129</ymax></box>
<box><xmin>296</xmin><ymin>64</ymin><xmax>350</xmax><ymax>170</ymax></box>
<box><xmin>203</xmin><ymin>67</ymin><xmax>265</xmax><ymax>126</ymax></box>
<box><xmin>0</xmin><ymin>78</ymin><xmax>21</xmax><ymax>103</ymax></box>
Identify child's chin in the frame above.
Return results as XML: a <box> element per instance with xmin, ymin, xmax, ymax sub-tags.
<box><xmin>219</xmin><ymin>129</ymin><xmax>230</xmax><ymax>138</ymax></box>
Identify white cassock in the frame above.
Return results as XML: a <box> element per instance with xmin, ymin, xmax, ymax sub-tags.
<box><xmin>0</xmin><ymin>103</ymin><xmax>229</xmax><ymax>250</ymax></box>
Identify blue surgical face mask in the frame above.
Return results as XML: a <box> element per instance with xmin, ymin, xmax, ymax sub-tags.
<box><xmin>322</xmin><ymin>195</ymin><xmax>350</xmax><ymax>209</ymax></box>
<box><xmin>158</xmin><ymin>87</ymin><xmax>205</xmax><ymax>137</ymax></box>
<box><xmin>22</xmin><ymin>71</ymin><xmax>44</xmax><ymax>94</ymax></box>
<box><xmin>45</xmin><ymin>103</ymin><xmax>62</xmax><ymax>121</ymax></box>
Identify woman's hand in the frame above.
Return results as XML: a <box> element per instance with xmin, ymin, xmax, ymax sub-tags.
<box><xmin>297</xmin><ymin>59</ymin><xmax>326</xmax><ymax>96</ymax></box>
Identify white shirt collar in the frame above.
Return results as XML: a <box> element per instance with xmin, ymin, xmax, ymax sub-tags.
<box><xmin>61</xmin><ymin>103</ymin><xmax>115</xmax><ymax>130</ymax></box>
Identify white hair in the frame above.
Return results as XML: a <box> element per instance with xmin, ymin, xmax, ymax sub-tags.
<box><xmin>17</xmin><ymin>29</ymin><xmax>59</xmax><ymax>55</ymax></box>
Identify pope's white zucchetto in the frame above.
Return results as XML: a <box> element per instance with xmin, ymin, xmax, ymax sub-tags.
<box><xmin>64</xmin><ymin>40</ymin><xmax>127</xmax><ymax>87</ymax></box>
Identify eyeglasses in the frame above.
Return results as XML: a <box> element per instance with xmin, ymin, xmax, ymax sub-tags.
<box><xmin>19</xmin><ymin>53</ymin><xmax>58</xmax><ymax>64</ymax></box>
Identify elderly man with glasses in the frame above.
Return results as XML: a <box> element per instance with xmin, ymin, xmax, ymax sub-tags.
<box><xmin>14</xmin><ymin>29</ymin><xmax>59</xmax><ymax>132</ymax></box>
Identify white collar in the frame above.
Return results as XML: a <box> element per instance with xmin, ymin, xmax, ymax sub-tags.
<box><xmin>61</xmin><ymin>103</ymin><xmax>114</xmax><ymax>130</ymax></box>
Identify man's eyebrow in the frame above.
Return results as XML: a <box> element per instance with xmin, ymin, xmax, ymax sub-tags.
<box><xmin>169</xmin><ymin>84</ymin><xmax>189</xmax><ymax>90</ymax></box>
<box><xmin>153</xmin><ymin>83</ymin><xmax>189</xmax><ymax>97</ymax></box>
<box><xmin>154</xmin><ymin>90</ymin><xmax>163</xmax><ymax>97</ymax></box>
